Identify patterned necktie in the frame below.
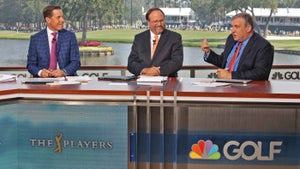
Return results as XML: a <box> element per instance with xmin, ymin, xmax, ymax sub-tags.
<box><xmin>151</xmin><ymin>34</ymin><xmax>159</xmax><ymax>57</ymax></box>
<box><xmin>228</xmin><ymin>42</ymin><xmax>242</xmax><ymax>72</ymax></box>
<box><xmin>50</xmin><ymin>32</ymin><xmax>57</xmax><ymax>70</ymax></box>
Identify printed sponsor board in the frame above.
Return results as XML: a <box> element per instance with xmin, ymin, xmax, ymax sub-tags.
<box><xmin>0</xmin><ymin>103</ymin><xmax>128</xmax><ymax>169</ymax></box>
<box><xmin>131</xmin><ymin>132</ymin><xmax>299</xmax><ymax>166</ymax></box>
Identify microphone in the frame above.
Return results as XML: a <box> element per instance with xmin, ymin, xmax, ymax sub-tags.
<box><xmin>52</xmin><ymin>37</ymin><xmax>56</xmax><ymax>43</ymax></box>
<box><xmin>152</xmin><ymin>39</ymin><xmax>156</xmax><ymax>45</ymax></box>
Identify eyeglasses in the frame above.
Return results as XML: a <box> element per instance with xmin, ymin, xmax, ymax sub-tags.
<box><xmin>150</xmin><ymin>20</ymin><xmax>165</xmax><ymax>24</ymax></box>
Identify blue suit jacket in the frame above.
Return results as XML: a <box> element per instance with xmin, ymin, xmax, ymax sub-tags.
<box><xmin>205</xmin><ymin>32</ymin><xmax>274</xmax><ymax>80</ymax></box>
<box><xmin>27</xmin><ymin>28</ymin><xmax>81</xmax><ymax>77</ymax></box>
<box><xmin>127</xmin><ymin>29</ymin><xmax>183</xmax><ymax>77</ymax></box>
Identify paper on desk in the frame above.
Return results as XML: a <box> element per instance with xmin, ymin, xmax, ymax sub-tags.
<box><xmin>137</xmin><ymin>76</ymin><xmax>167</xmax><ymax>82</ymax></box>
<box><xmin>137</xmin><ymin>76</ymin><xmax>167</xmax><ymax>86</ymax></box>
<box><xmin>192</xmin><ymin>81</ymin><xmax>230</xmax><ymax>87</ymax></box>
<box><xmin>64</xmin><ymin>76</ymin><xmax>91</xmax><ymax>82</ymax></box>
<box><xmin>108</xmin><ymin>82</ymin><xmax>128</xmax><ymax>86</ymax></box>
<box><xmin>0</xmin><ymin>74</ymin><xmax>16</xmax><ymax>83</ymax></box>
<box><xmin>46</xmin><ymin>81</ymin><xmax>81</xmax><ymax>86</ymax></box>
<box><xmin>137</xmin><ymin>82</ymin><xmax>165</xmax><ymax>86</ymax></box>
<box><xmin>46</xmin><ymin>76</ymin><xmax>91</xmax><ymax>85</ymax></box>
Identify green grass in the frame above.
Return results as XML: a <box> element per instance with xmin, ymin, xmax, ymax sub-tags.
<box><xmin>0</xmin><ymin>29</ymin><xmax>299</xmax><ymax>51</ymax></box>
<box><xmin>267</xmin><ymin>40</ymin><xmax>300</xmax><ymax>50</ymax></box>
<box><xmin>0</xmin><ymin>31</ymin><xmax>35</xmax><ymax>40</ymax></box>
<box><xmin>75</xmin><ymin>29</ymin><xmax>230</xmax><ymax>47</ymax></box>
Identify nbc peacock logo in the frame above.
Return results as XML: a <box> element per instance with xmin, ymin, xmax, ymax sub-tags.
<box><xmin>189</xmin><ymin>140</ymin><xmax>221</xmax><ymax>160</ymax></box>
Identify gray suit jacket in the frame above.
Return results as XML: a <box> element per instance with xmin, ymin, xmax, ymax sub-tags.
<box><xmin>127</xmin><ymin>29</ymin><xmax>183</xmax><ymax>77</ymax></box>
<box><xmin>205</xmin><ymin>32</ymin><xmax>274</xmax><ymax>80</ymax></box>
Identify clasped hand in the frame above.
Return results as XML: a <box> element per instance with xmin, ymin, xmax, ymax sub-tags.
<box><xmin>41</xmin><ymin>69</ymin><xmax>65</xmax><ymax>78</ymax></box>
<box><xmin>141</xmin><ymin>66</ymin><xmax>160</xmax><ymax>76</ymax></box>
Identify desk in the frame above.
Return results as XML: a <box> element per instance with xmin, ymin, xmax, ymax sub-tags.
<box><xmin>0</xmin><ymin>78</ymin><xmax>299</xmax><ymax>169</ymax></box>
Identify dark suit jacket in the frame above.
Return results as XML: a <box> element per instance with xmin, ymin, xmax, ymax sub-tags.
<box><xmin>127</xmin><ymin>29</ymin><xmax>183</xmax><ymax>77</ymax></box>
<box><xmin>27</xmin><ymin>28</ymin><xmax>81</xmax><ymax>77</ymax></box>
<box><xmin>205</xmin><ymin>32</ymin><xmax>274</xmax><ymax>80</ymax></box>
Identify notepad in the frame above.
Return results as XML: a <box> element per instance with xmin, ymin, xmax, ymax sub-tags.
<box><xmin>137</xmin><ymin>76</ymin><xmax>167</xmax><ymax>86</ymax></box>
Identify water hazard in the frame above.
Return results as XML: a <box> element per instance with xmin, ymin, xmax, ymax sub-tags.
<box><xmin>0</xmin><ymin>39</ymin><xmax>299</xmax><ymax>67</ymax></box>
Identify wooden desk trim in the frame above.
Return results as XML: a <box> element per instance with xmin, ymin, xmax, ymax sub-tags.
<box><xmin>1</xmin><ymin>65</ymin><xmax>300</xmax><ymax>71</ymax></box>
<box><xmin>0</xmin><ymin>78</ymin><xmax>299</xmax><ymax>103</ymax></box>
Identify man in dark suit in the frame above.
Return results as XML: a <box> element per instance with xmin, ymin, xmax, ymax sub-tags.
<box><xmin>27</xmin><ymin>5</ymin><xmax>80</xmax><ymax>78</ymax></box>
<box><xmin>201</xmin><ymin>13</ymin><xmax>274</xmax><ymax>80</ymax></box>
<box><xmin>127</xmin><ymin>8</ymin><xmax>183</xmax><ymax>77</ymax></box>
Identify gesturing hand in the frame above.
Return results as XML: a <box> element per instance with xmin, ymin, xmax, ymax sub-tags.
<box><xmin>201</xmin><ymin>37</ymin><xmax>210</xmax><ymax>54</ymax></box>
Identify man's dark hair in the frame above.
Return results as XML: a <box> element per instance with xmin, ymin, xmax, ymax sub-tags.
<box><xmin>145</xmin><ymin>7</ymin><xmax>165</xmax><ymax>21</ymax></box>
<box><xmin>232</xmin><ymin>13</ymin><xmax>254</xmax><ymax>31</ymax></box>
<box><xmin>43</xmin><ymin>5</ymin><xmax>61</xmax><ymax>21</ymax></box>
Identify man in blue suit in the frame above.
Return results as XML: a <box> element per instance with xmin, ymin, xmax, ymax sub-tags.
<box><xmin>127</xmin><ymin>8</ymin><xmax>183</xmax><ymax>77</ymax></box>
<box><xmin>201</xmin><ymin>13</ymin><xmax>274</xmax><ymax>80</ymax></box>
<box><xmin>27</xmin><ymin>5</ymin><xmax>80</xmax><ymax>78</ymax></box>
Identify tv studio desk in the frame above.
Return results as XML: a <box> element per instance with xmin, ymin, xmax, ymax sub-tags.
<box><xmin>0</xmin><ymin>78</ymin><xmax>299</xmax><ymax>169</ymax></box>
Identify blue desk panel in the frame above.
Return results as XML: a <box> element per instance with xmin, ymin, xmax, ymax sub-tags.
<box><xmin>0</xmin><ymin>103</ymin><xmax>128</xmax><ymax>169</ymax></box>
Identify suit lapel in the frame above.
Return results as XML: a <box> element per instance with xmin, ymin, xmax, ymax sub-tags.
<box><xmin>144</xmin><ymin>31</ymin><xmax>151</xmax><ymax>62</ymax></box>
<box><xmin>56</xmin><ymin>31</ymin><xmax>62</xmax><ymax>58</ymax></box>
<box><xmin>42</xmin><ymin>29</ymin><xmax>51</xmax><ymax>61</ymax></box>
<box><xmin>223</xmin><ymin>39</ymin><xmax>235</xmax><ymax>67</ymax></box>
<box><xmin>56</xmin><ymin>30</ymin><xmax>65</xmax><ymax>66</ymax></box>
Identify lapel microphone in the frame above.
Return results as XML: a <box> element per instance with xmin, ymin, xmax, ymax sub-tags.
<box><xmin>52</xmin><ymin>37</ymin><xmax>56</xmax><ymax>43</ymax></box>
<box><xmin>153</xmin><ymin>39</ymin><xmax>156</xmax><ymax>45</ymax></box>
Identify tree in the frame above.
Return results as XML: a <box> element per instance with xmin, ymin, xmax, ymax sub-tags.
<box><xmin>190</xmin><ymin>0</ymin><xmax>213</xmax><ymax>27</ymax></box>
<box><xmin>280</xmin><ymin>0</ymin><xmax>297</xmax><ymax>7</ymax></box>
<box><xmin>124</xmin><ymin>0</ymin><xmax>143</xmax><ymax>26</ymax></box>
<box><xmin>222</xmin><ymin>0</ymin><xmax>279</xmax><ymax>37</ymax></box>
<box><xmin>98</xmin><ymin>0</ymin><xmax>124</xmax><ymax>25</ymax></box>
<box><xmin>51</xmin><ymin>0</ymin><xmax>124</xmax><ymax>42</ymax></box>
<box><xmin>260</xmin><ymin>0</ymin><xmax>280</xmax><ymax>37</ymax></box>
<box><xmin>23</xmin><ymin>0</ymin><xmax>47</xmax><ymax>30</ymax></box>
<box><xmin>0</xmin><ymin>0</ymin><xmax>22</xmax><ymax>28</ymax></box>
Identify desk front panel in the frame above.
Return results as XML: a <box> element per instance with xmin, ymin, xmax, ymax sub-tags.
<box><xmin>129</xmin><ymin>101</ymin><xmax>300</xmax><ymax>169</ymax></box>
<box><xmin>0</xmin><ymin>78</ymin><xmax>300</xmax><ymax>169</ymax></box>
<box><xmin>0</xmin><ymin>101</ymin><xmax>128</xmax><ymax>169</ymax></box>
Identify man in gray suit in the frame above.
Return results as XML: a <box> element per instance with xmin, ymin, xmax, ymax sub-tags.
<box><xmin>127</xmin><ymin>8</ymin><xmax>183</xmax><ymax>77</ymax></box>
<box><xmin>27</xmin><ymin>5</ymin><xmax>80</xmax><ymax>78</ymax></box>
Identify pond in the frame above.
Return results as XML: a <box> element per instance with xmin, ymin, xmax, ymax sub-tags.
<box><xmin>0</xmin><ymin>39</ymin><xmax>299</xmax><ymax>67</ymax></box>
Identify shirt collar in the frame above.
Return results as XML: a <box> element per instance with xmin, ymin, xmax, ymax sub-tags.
<box><xmin>150</xmin><ymin>31</ymin><xmax>160</xmax><ymax>39</ymax></box>
<box><xmin>238</xmin><ymin>33</ymin><xmax>253</xmax><ymax>47</ymax></box>
<box><xmin>47</xmin><ymin>27</ymin><xmax>57</xmax><ymax>36</ymax></box>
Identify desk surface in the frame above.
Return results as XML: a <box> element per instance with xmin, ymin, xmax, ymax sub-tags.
<box><xmin>176</xmin><ymin>78</ymin><xmax>300</xmax><ymax>99</ymax></box>
<box><xmin>0</xmin><ymin>77</ymin><xmax>299</xmax><ymax>102</ymax></box>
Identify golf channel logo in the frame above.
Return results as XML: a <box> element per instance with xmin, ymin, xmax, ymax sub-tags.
<box><xmin>189</xmin><ymin>140</ymin><xmax>221</xmax><ymax>160</ymax></box>
<box><xmin>189</xmin><ymin>139</ymin><xmax>283</xmax><ymax>161</ymax></box>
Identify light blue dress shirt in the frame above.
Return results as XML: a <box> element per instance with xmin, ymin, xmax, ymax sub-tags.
<box><xmin>225</xmin><ymin>38</ymin><xmax>250</xmax><ymax>71</ymax></box>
